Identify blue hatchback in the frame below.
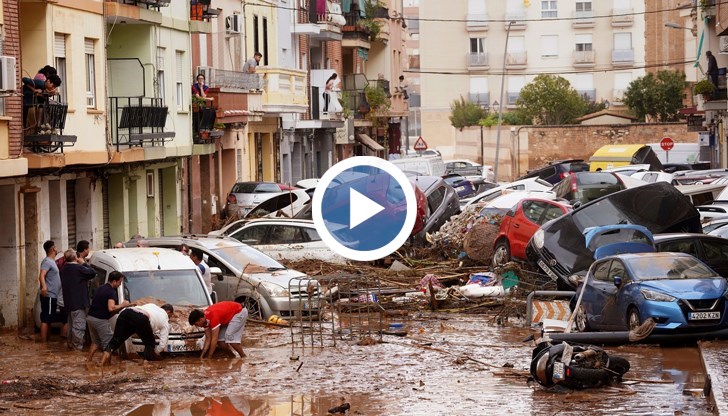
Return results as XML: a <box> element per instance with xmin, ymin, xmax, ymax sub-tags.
<box><xmin>574</xmin><ymin>252</ymin><xmax>728</xmax><ymax>332</ymax></box>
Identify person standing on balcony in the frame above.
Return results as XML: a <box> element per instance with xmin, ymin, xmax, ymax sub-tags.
<box><xmin>323</xmin><ymin>73</ymin><xmax>343</xmax><ymax>114</ymax></box>
<box><xmin>243</xmin><ymin>52</ymin><xmax>262</xmax><ymax>73</ymax></box>
<box><xmin>707</xmin><ymin>51</ymin><xmax>719</xmax><ymax>94</ymax></box>
<box><xmin>192</xmin><ymin>74</ymin><xmax>213</xmax><ymax>104</ymax></box>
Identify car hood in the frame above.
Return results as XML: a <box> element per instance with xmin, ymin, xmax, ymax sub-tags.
<box><xmin>248</xmin><ymin>268</ymin><xmax>308</xmax><ymax>287</ymax></box>
<box><xmin>639</xmin><ymin>278</ymin><xmax>727</xmax><ymax>299</ymax></box>
<box><xmin>534</xmin><ymin>182</ymin><xmax>701</xmax><ymax>279</ymax></box>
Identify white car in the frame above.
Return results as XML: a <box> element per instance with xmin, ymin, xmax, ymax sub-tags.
<box><xmin>245</xmin><ymin>189</ymin><xmax>311</xmax><ymax>219</ymax></box>
<box><xmin>226</xmin><ymin>218</ymin><xmax>347</xmax><ymax>264</ymax></box>
<box><xmin>630</xmin><ymin>171</ymin><xmax>675</xmax><ymax>184</ymax></box>
<box><xmin>461</xmin><ymin>177</ymin><xmax>553</xmax><ymax>209</ymax></box>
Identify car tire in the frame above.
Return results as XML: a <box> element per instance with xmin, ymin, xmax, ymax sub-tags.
<box><xmin>237</xmin><ymin>295</ymin><xmax>272</xmax><ymax>320</ymax></box>
<box><xmin>627</xmin><ymin>307</ymin><xmax>641</xmax><ymax>331</ymax></box>
<box><xmin>566</xmin><ymin>366</ymin><xmax>610</xmax><ymax>389</ymax></box>
<box><xmin>607</xmin><ymin>355</ymin><xmax>631</xmax><ymax>377</ymax></box>
<box><xmin>492</xmin><ymin>240</ymin><xmax>511</xmax><ymax>267</ymax></box>
<box><xmin>574</xmin><ymin>305</ymin><xmax>591</xmax><ymax>332</ymax></box>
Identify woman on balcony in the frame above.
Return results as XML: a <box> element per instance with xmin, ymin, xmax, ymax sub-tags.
<box><xmin>192</xmin><ymin>74</ymin><xmax>213</xmax><ymax>105</ymax></box>
<box><xmin>323</xmin><ymin>72</ymin><xmax>342</xmax><ymax>114</ymax></box>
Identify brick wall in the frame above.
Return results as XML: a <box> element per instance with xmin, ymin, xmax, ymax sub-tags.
<box><xmin>5</xmin><ymin>0</ymin><xmax>22</xmax><ymax>158</ymax></box>
<box><xmin>645</xmin><ymin>0</ymin><xmax>684</xmax><ymax>73</ymax></box>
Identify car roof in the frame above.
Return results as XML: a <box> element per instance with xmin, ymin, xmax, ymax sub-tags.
<box><xmin>410</xmin><ymin>175</ymin><xmax>442</xmax><ymax>191</ymax></box>
<box><xmin>92</xmin><ymin>248</ymin><xmax>197</xmax><ymax>270</ymax></box>
<box><xmin>243</xmin><ymin>218</ymin><xmax>315</xmax><ymax>226</ymax></box>
<box><xmin>653</xmin><ymin>233</ymin><xmax>728</xmax><ymax>242</ymax></box>
<box><xmin>134</xmin><ymin>235</ymin><xmax>248</xmax><ymax>250</ymax></box>
<box><xmin>603</xmin><ymin>251</ymin><xmax>695</xmax><ymax>261</ymax></box>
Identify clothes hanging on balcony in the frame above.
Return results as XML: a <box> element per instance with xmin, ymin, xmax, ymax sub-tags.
<box><xmin>341</xmin><ymin>0</ymin><xmax>351</xmax><ymax>13</ymax></box>
<box><xmin>317</xmin><ymin>0</ymin><xmax>325</xmax><ymax>16</ymax></box>
<box><xmin>358</xmin><ymin>0</ymin><xmax>366</xmax><ymax>16</ymax></box>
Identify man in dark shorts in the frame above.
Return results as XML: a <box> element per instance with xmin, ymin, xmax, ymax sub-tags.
<box><xmin>101</xmin><ymin>303</ymin><xmax>173</xmax><ymax>365</ymax></box>
<box><xmin>38</xmin><ymin>240</ymin><xmax>61</xmax><ymax>342</ymax></box>
<box><xmin>189</xmin><ymin>301</ymin><xmax>248</xmax><ymax>358</ymax></box>
<box><xmin>86</xmin><ymin>271</ymin><xmax>130</xmax><ymax>363</ymax></box>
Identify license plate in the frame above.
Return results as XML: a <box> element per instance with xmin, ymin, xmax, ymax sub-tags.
<box><xmin>537</xmin><ymin>259</ymin><xmax>559</xmax><ymax>281</ymax></box>
<box><xmin>689</xmin><ymin>311</ymin><xmax>720</xmax><ymax>320</ymax></box>
<box><xmin>167</xmin><ymin>343</ymin><xmax>196</xmax><ymax>352</ymax></box>
<box><xmin>304</xmin><ymin>299</ymin><xmax>320</xmax><ymax>309</ymax></box>
<box><xmin>552</xmin><ymin>361</ymin><xmax>565</xmax><ymax>381</ymax></box>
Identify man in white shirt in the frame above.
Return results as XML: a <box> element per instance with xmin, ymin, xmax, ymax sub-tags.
<box><xmin>101</xmin><ymin>303</ymin><xmax>173</xmax><ymax>365</ymax></box>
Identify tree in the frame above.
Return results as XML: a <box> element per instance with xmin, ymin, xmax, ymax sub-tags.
<box><xmin>515</xmin><ymin>75</ymin><xmax>587</xmax><ymax>125</ymax></box>
<box><xmin>449</xmin><ymin>96</ymin><xmax>487</xmax><ymax>130</ymax></box>
<box><xmin>623</xmin><ymin>70</ymin><xmax>687</xmax><ymax>122</ymax></box>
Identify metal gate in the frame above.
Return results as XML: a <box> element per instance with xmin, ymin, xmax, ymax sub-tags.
<box><xmin>65</xmin><ymin>179</ymin><xmax>76</xmax><ymax>249</ymax></box>
<box><xmin>102</xmin><ymin>179</ymin><xmax>110</xmax><ymax>249</ymax></box>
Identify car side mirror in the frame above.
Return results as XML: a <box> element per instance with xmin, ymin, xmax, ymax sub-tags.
<box><xmin>506</xmin><ymin>209</ymin><xmax>515</xmax><ymax>217</ymax></box>
<box><xmin>210</xmin><ymin>266</ymin><xmax>222</xmax><ymax>275</ymax></box>
<box><xmin>613</xmin><ymin>276</ymin><xmax>622</xmax><ymax>287</ymax></box>
<box><xmin>571</xmin><ymin>200</ymin><xmax>581</xmax><ymax>209</ymax></box>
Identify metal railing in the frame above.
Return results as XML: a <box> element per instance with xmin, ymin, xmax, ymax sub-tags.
<box><xmin>108</xmin><ymin>96</ymin><xmax>174</xmax><ymax>150</ymax></box>
<box><xmin>506</xmin><ymin>51</ymin><xmax>527</xmax><ymax>66</ymax></box>
<box><xmin>573</xmin><ymin>50</ymin><xmax>595</xmax><ymax>65</ymax></box>
<box><xmin>23</xmin><ymin>96</ymin><xmax>76</xmax><ymax>153</ymax></box>
<box><xmin>573</xmin><ymin>10</ymin><xmax>594</xmax><ymax>22</ymax></box>
<box><xmin>199</xmin><ymin>67</ymin><xmax>264</xmax><ymax>90</ymax></box>
<box><xmin>611</xmin><ymin>48</ymin><xmax>634</xmax><ymax>64</ymax></box>
<box><xmin>468</xmin><ymin>52</ymin><xmax>489</xmax><ymax>67</ymax></box>
<box><xmin>577</xmin><ymin>89</ymin><xmax>597</xmax><ymax>102</ymax></box>
<box><xmin>468</xmin><ymin>92</ymin><xmax>490</xmax><ymax>107</ymax></box>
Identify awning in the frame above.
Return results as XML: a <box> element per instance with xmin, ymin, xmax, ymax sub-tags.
<box><xmin>356</xmin><ymin>133</ymin><xmax>384</xmax><ymax>151</ymax></box>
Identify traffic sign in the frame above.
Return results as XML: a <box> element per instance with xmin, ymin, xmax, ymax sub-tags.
<box><xmin>660</xmin><ymin>137</ymin><xmax>674</xmax><ymax>152</ymax></box>
<box><xmin>413</xmin><ymin>136</ymin><xmax>428</xmax><ymax>151</ymax></box>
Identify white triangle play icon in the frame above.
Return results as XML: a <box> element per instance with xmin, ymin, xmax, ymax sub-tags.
<box><xmin>350</xmin><ymin>188</ymin><xmax>385</xmax><ymax>229</ymax></box>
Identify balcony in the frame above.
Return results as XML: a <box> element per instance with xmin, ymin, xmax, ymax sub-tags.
<box><xmin>257</xmin><ymin>67</ymin><xmax>308</xmax><ymax>114</ymax></box>
<box><xmin>294</xmin><ymin>0</ymin><xmax>343</xmax><ymax>41</ymax></box>
<box><xmin>506</xmin><ymin>51</ymin><xmax>527</xmax><ymax>69</ymax></box>
<box><xmin>197</xmin><ymin>68</ymin><xmax>265</xmax><ymax>124</ymax></box>
<box><xmin>192</xmin><ymin>103</ymin><xmax>223</xmax><ymax>144</ymax></box>
<box><xmin>468</xmin><ymin>92</ymin><xmax>490</xmax><ymax>107</ymax></box>
<box><xmin>342</xmin><ymin>11</ymin><xmax>372</xmax><ymax>49</ymax></box>
<box><xmin>572</xmin><ymin>10</ymin><xmax>595</xmax><ymax>28</ymax></box>
<box><xmin>108</xmin><ymin>97</ymin><xmax>175</xmax><ymax>151</ymax></box>
<box><xmin>466</xmin><ymin>13</ymin><xmax>488</xmax><ymax>31</ymax></box>
<box><xmin>611</xmin><ymin>49</ymin><xmax>634</xmax><ymax>66</ymax></box>
<box><xmin>573</xmin><ymin>50</ymin><xmax>596</xmax><ymax>67</ymax></box>
<box><xmin>467</xmin><ymin>52</ymin><xmax>489</xmax><ymax>69</ymax></box>
<box><xmin>505</xmin><ymin>11</ymin><xmax>527</xmax><ymax>30</ymax></box>
<box><xmin>104</xmin><ymin>0</ymin><xmax>166</xmax><ymax>24</ymax></box>
<box><xmin>577</xmin><ymin>89</ymin><xmax>597</xmax><ymax>103</ymax></box>
<box><xmin>408</xmin><ymin>92</ymin><xmax>421</xmax><ymax>108</ymax></box>
<box><xmin>23</xmin><ymin>98</ymin><xmax>77</xmax><ymax>154</ymax></box>
<box><xmin>190</xmin><ymin>0</ymin><xmax>220</xmax><ymax>33</ymax></box>
<box><xmin>612</xmin><ymin>89</ymin><xmax>626</xmax><ymax>104</ymax></box>
<box><xmin>611</xmin><ymin>8</ymin><xmax>634</xmax><ymax>27</ymax></box>
<box><xmin>343</xmin><ymin>74</ymin><xmax>370</xmax><ymax>121</ymax></box>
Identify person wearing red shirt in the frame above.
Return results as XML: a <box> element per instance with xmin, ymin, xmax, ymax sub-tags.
<box><xmin>188</xmin><ymin>301</ymin><xmax>248</xmax><ymax>358</ymax></box>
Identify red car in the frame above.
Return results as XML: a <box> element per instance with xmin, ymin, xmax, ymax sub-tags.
<box><xmin>492</xmin><ymin>197</ymin><xmax>572</xmax><ymax>265</ymax></box>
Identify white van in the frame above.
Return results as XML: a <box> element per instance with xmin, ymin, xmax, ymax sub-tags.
<box><xmin>390</xmin><ymin>155</ymin><xmax>446</xmax><ymax>176</ymax></box>
<box><xmin>88</xmin><ymin>248</ymin><xmax>212</xmax><ymax>354</ymax></box>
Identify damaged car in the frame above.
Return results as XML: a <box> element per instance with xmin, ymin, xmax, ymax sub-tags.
<box><xmin>526</xmin><ymin>182</ymin><xmax>701</xmax><ymax>289</ymax></box>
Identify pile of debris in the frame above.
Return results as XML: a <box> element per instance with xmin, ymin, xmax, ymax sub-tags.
<box><xmin>429</xmin><ymin>208</ymin><xmax>503</xmax><ymax>264</ymax></box>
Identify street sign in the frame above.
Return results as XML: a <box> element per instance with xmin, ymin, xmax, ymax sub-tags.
<box><xmin>413</xmin><ymin>136</ymin><xmax>428</xmax><ymax>151</ymax></box>
<box><xmin>660</xmin><ymin>137</ymin><xmax>674</xmax><ymax>152</ymax></box>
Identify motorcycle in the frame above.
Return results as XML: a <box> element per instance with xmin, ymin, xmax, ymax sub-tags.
<box><xmin>526</xmin><ymin>330</ymin><xmax>631</xmax><ymax>390</ymax></box>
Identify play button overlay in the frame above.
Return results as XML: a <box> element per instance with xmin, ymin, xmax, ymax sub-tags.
<box><xmin>312</xmin><ymin>156</ymin><xmax>417</xmax><ymax>261</ymax></box>
<box><xmin>350</xmin><ymin>189</ymin><xmax>384</xmax><ymax>229</ymax></box>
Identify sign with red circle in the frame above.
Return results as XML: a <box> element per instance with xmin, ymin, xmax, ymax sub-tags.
<box><xmin>660</xmin><ymin>137</ymin><xmax>674</xmax><ymax>152</ymax></box>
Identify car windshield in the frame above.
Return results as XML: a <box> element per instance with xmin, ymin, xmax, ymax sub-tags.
<box><xmin>231</xmin><ymin>183</ymin><xmax>280</xmax><ymax>193</ymax></box>
<box><xmin>123</xmin><ymin>270</ymin><xmax>209</xmax><ymax>306</ymax></box>
<box><xmin>627</xmin><ymin>256</ymin><xmax>717</xmax><ymax>281</ymax></box>
<box><xmin>210</xmin><ymin>245</ymin><xmax>286</xmax><ymax>273</ymax></box>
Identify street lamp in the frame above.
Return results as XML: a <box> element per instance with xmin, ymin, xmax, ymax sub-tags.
<box><xmin>493</xmin><ymin>20</ymin><xmax>516</xmax><ymax>183</ymax></box>
<box><xmin>664</xmin><ymin>21</ymin><xmax>697</xmax><ymax>36</ymax></box>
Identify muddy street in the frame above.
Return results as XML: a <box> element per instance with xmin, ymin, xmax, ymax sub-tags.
<box><xmin>0</xmin><ymin>314</ymin><xmax>710</xmax><ymax>415</ymax></box>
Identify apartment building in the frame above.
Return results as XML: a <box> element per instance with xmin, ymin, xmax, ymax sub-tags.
<box><xmin>404</xmin><ymin>0</ymin><xmax>420</xmax><ymax>142</ymax></box>
<box><xmin>418</xmin><ymin>0</ymin><xmax>646</xmax><ymax>158</ymax></box>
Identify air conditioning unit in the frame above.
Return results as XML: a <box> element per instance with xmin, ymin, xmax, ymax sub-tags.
<box><xmin>0</xmin><ymin>56</ymin><xmax>16</xmax><ymax>92</ymax></box>
<box><xmin>226</xmin><ymin>14</ymin><xmax>243</xmax><ymax>34</ymax></box>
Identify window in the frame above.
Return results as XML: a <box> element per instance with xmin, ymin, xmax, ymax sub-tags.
<box><xmin>232</xmin><ymin>226</ymin><xmax>268</xmax><ymax>245</ymax></box>
<box><xmin>541</xmin><ymin>35</ymin><xmax>558</xmax><ymax>58</ymax></box>
<box><xmin>574</xmin><ymin>73</ymin><xmax>594</xmax><ymax>101</ymax></box>
<box><xmin>701</xmin><ymin>240</ymin><xmax>728</xmax><ymax>263</ymax></box>
<box><xmin>541</xmin><ymin>1</ymin><xmax>557</xmax><ymax>18</ymax></box>
<box><xmin>253</xmin><ymin>15</ymin><xmax>259</xmax><ymax>55</ymax></box>
<box><xmin>175</xmin><ymin>50</ymin><xmax>184</xmax><ymax>110</ymax></box>
<box><xmin>575</xmin><ymin>34</ymin><xmax>593</xmax><ymax>51</ymax></box>
<box><xmin>469</xmin><ymin>77</ymin><xmax>488</xmax><ymax>105</ymax></box>
<box><xmin>576</xmin><ymin>1</ymin><xmax>592</xmax><ymax>12</ymax></box>
<box><xmin>427</xmin><ymin>187</ymin><xmax>446</xmax><ymax>215</ymax></box>
<box><xmin>657</xmin><ymin>240</ymin><xmax>699</xmax><ymax>257</ymax></box>
<box><xmin>262</xmin><ymin>17</ymin><xmax>269</xmax><ymax>65</ymax></box>
<box><xmin>303</xmin><ymin>227</ymin><xmax>321</xmax><ymax>242</ymax></box>
<box><xmin>156</xmin><ymin>48</ymin><xmax>166</xmax><ymax>101</ymax></box>
<box><xmin>593</xmin><ymin>260</ymin><xmax>611</xmax><ymax>281</ymax></box>
<box><xmin>614</xmin><ymin>72</ymin><xmax>632</xmax><ymax>90</ymax></box>
<box><xmin>608</xmin><ymin>260</ymin><xmax>626</xmax><ymax>281</ymax></box>
<box><xmin>467</xmin><ymin>0</ymin><xmax>486</xmax><ymax>15</ymax></box>
<box><xmin>508</xmin><ymin>36</ymin><xmax>526</xmax><ymax>53</ymax></box>
<box><xmin>54</xmin><ymin>33</ymin><xmax>68</xmax><ymax>103</ymax></box>
<box><xmin>613</xmin><ymin>0</ymin><xmax>630</xmax><ymax>9</ymax></box>
<box><xmin>507</xmin><ymin>76</ymin><xmax>526</xmax><ymax>105</ymax></box>
<box><xmin>614</xmin><ymin>32</ymin><xmax>632</xmax><ymax>50</ymax></box>
<box><xmin>523</xmin><ymin>201</ymin><xmax>549</xmax><ymax>223</ymax></box>
<box><xmin>266</xmin><ymin>225</ymin><xmax>305</xmax><ymax>244</ymax></box>
<box><xmin>470</xmin><ymin>38</ymin><xmax>485</xmax><ymax>54</ymax></box>
<box><xmin>542</xmin><ymin>205</ymin><xmax>566</xmax><ymax>223</ymax></box>
<box><xmin>84</xmin><ymin>39</ymin><xmax>96</xmax><ymax>108</ymax></box>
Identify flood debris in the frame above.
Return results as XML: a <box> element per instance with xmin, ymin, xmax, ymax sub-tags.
<box><xmin>327</xmin><ymin>402</ymin><xmax>351</xmax><ymax>414</ymax></box>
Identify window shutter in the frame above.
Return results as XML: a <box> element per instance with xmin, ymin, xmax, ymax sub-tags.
<box><xmin>54</xmin><ymin>34</ymin><xmax>66</xmax><ymax>58</ymax></box>
<box><xmin>84</xmin><ymin>39</ymin><xmax>94</xmax><ymax>54</ymax></box>
<box><xmin>157</xmin><ymin>47</ymin><xmax>165</xmax><ymax>69</ymax></box>
<box><xmin>175</xmin><ymin>51</ymin><xmax>183</xmax><ymax>81</ymax></box>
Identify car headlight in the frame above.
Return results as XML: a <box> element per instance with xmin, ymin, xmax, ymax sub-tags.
<box><xmin>532</xmin><ymin>229</ymin><xmax>545</xmax><ymax>249</ymax></box>
<box><xmin>260</xmin><ymin>282</ymin><xmax>289</xmax><ymax>297</ymax></box>
<box><xmin>640</xmin><ymin>289</ymin><xmax>676</xmax><ymax>302</ymax></box>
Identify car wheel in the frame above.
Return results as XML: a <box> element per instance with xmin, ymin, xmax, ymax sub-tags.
<box><xmin>237</xmin><ymin>295</ymin><xmax>272</xmax><ymax>320</ymax></box>
<box><xmin>627</xmin><ymin>307</ymin><xmax>641</xmax><ymax>331</ymax></box>
<box><xmin>575</xmin><ymin>305</ymin><xmax>591</xmax><ymax>332</ymax></box>
<box><xmin>492</xmin><ymin>240</ymin><xmax>511</xmax><ymax>267</ymax></box>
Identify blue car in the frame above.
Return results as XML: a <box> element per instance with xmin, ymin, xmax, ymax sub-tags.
<box><xmin>574</xmin><ymin>253</ymin><xmax>728</xmax><ymax>332</ymax></box>
<box><xmin>573</xmin><ymin>225</ymin><xmax>728</xmax><ymax>332</ymax></box>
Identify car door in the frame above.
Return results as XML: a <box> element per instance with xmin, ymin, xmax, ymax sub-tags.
<box><xmin>601</xmin><ymin>260</ymin><xmax>628</xmax><ymax>329</ymax></box>
<box><xmin>256</xmin><ymin>224</ymin><xmax>308</xmax><ymax>262</ymax></box>
<box><xmin>697</xmin><ymin>239</ymin><xmax>728</xmax><ymax>277</ymax></box>
<box><xmin>230</xmin><ymin>224</ymin><xmax>270</xmax><ymax>245</ymax></box>
<box><xmin>199</xmin><ymin>249</ymin><xmax>236</xmax><ymax>302</ymax></box>
<box><xmin>581</xmin><ymin>260</ymin><xmax>612</xmax><ymax>330</ymax></box>
<box><xmin>509</xmin><ymin>201</ymin><xmax>547</xmax><ymax>260</ymax></box>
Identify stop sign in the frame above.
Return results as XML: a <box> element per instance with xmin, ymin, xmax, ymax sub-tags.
<box><xmin>660</xmin><ymin>137</ymin><xmax>674</xmax><ymax>151</ymax></box>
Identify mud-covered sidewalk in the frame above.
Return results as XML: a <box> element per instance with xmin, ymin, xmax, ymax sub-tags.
<box><xmin>0</xmin><ymin>313</ymin><xmax>711</xmax><ymax>416</ymax></box>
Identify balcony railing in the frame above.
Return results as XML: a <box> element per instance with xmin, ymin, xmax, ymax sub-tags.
<box><xmin>198</xmin><ymin>67</ymin><xmax>264</xmax><ymax>90</ymax></box>
<box><xmin>613</xmin><ymin>89</ymin><xmax>626</xmax><ymax>103</ymax></box>
<box><xmin>343</xmin><ymin>74</ymin><xmax>370</xmax><ymax>119</ymax></box>
<box><xmin>466</xmin><ymin>13</ymin><xmax>488</xmax><ymax>30</ymax></box>
<box><xmin>577</xmin><ymin>89</ymin><xmax>597</xmax><ymax>103</ymax></box>
<box><xmin>573</xmin><ymin>10</ymin><xmax>595</xmax><ymax>27</ymax></box>
<box><xmin>106</xmin><ymin>0</ymin><xmax>170</xmax><ymax>10</ymax></box>
<box><xmin>611</xmin><ymin>48</ymin><xmax>634</xmax><ymax>65</ymax></box>
<box><xmin>23</xmin><ymin>96</ymin><xmax>76</xmax><ymax>153</ymax></box>
<box><xmin>192</xmin><ymin>103</ymin><xmax>223</xmax><ymax>144</ymax></box>
<box><xmin>506</xmin><ymin>51</ymin><xmax>527</xmax><ymax>67</ymax></box>
<box><xmin>611</xmin><ymin>8</ymin><xmax>634</xmax><ymax>26</ymax></box>
<box><xmin>468</xmin><ymin>52</ymin><xmax>489</xmax><ymax>67</ymax></box>
<box><xmin>190</xmin><ymin>0</ymin><xmax>220</xmax><ymax>22</ymax></box>
<box><xmin>108</xmin><ymin>97</ymin><xmax>175</xmax><ymax>151</ymax></box>
<box><xmin>257</xmin><ymin>67</ymin><xmax>308</xmax><ymax>112</ymax></box>
<box><xmin>468</xmin><ymin>92</ymin><xmax>490</xmax><ymax>107</ymax></box>
<box><xmin>573</xmin><ymin>50</ymin><xmax>595</xmax><ymax>66</ymax></box>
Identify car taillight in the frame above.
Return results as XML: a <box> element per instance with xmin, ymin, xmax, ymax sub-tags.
<box><xmin>227</xmin><ymin>194</ymin><xmax>237</xmax><ymax>204</ymax></box>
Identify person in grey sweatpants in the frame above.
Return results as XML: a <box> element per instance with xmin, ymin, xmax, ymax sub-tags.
<box><xmin>60</xmin><ymin>249</ymin><xmax>96</xmax><ymax>351</ymax></box>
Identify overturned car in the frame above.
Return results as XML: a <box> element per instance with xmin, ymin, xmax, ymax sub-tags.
<box><xmin>526</xmin><ymin>182</ymin><xmax>701</xmax><ymax>289</ymax></box>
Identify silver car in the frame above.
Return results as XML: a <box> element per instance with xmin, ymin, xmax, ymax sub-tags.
<box><xmin>224</xmin><ymin>182</ymin><xmax>294</xmax><ymax>218</ymax></box>
<box><xmin>133</xmin><ymin>236</ymin><xmax>322</xmax><ymax>319</ymax></box>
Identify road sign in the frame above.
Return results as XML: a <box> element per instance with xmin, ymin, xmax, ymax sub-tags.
<box><xmin>660</xmin><ymin>137</ymin><xmax>674</xmax><ymax>152</ymax></box>
<box><xmin>413</xmin><ymin>136</ymin><xmax>428</xmax><ymax>151</ymax></box>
